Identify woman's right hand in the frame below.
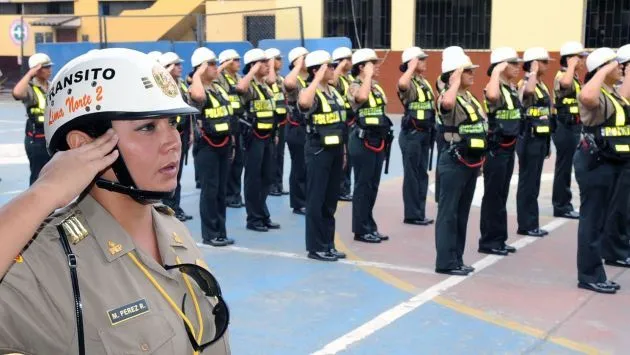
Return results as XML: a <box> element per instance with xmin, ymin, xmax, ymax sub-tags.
<box><xmin>35</xmin><ymin>129</ymin><xmax>120</xmax><ymax>209</ymax></box>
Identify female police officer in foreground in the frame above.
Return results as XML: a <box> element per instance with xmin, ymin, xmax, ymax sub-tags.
<box><xmin>298</xmin><ymin>50</ymin><xmax>347</xmax><ymax>262</ymax></box>
<box><xmin>435</xmin><ymin>50</ymin><xmax>487</xmax><ymax>276</ymax></box>
<box><xmin>348</xmin><ymin>48</ymin><xmax>392</xmax><ymax>244</ymax></box>
<box><xmin>0</xmin><ymin>48</ymin><xmax>230</xmax><ymax>354</ymax></box>
<box><xmin>575</xmin><ymin>47</ymin><xmax>629</xmax><ymax>294</ymax></box>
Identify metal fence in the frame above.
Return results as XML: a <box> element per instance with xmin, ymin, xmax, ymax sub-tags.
<box><xmin>14</xmin><ymin>6</ymin><xmax>304</xmax><ymax>75</ymax></box>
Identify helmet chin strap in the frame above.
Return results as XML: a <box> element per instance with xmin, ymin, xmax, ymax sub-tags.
<box><xmin>95</xmin><ymin>147</ymin><xmax>174</xmax><ymax>205</ymax></box>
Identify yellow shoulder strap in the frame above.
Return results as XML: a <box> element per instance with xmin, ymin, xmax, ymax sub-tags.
<box><xmin>32</xmin><ymin>85</ymin><xmax>46</xmax><ymax>109</ymax></box>
<box><xmin>315</xmin><ymin>89</ymin><xmax>332</xmax><ymax>113</ymax></box>
<box><xmin>374</xmin><ymin>83</ymin><xmax>387</xmax><ymax>100</ymax></box>
<box><xmin>600</xmin><ymin>88</ymin><xmax>626</xmax><ymax>126</ymax></box>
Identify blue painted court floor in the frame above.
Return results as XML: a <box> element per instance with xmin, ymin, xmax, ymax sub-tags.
<box><xmin>0</xmin><ymin>100</ymin><xmax>621</xmax><ymax>354</ymax></box>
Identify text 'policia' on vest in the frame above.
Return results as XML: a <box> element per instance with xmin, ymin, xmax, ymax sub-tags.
<box><xmin>444</xmin><ymin>92</ymin><xmax>488</xmax><ymax>167</ymax></box>
<box><xmin>200</xmin><ymin>84</ymin><xmax>234</xmax><ymax>148</ymax></box>
<box><xmin>306</xmin><ymin>86</ymin><xmax>347</xmax><ymax>147</ymax></box>
<box><xmin>524</xmin><ymin>82</ymin><xmax>552</xmax><ymax>137</ymax></box>
<box><xmin>246</xmin><ymin>80</ymin><xmax>276</xmax><ymax>139</ymax></box>
<box><xmin>554</xmin><ymin>69</ymin><xmax>582</xmax><ymax>125</ymax></box>
<box><xmin>354</xmin><ymin>80</ymin><xmax>391</xmax><ymax>152</ymax></box>
<box><xmin>583</xmin><ymin>88</ymin><xmax>630</xmax><ymax>162</ymax></box>
<box><xmin>486</xmin><ymin>82</ymin><xmax>523</xmax><ymax>147</ymax></box>
<box><xmin>400</xmin><ymin>77</ymin><xmax>436</xmax><ymax>131</ymax></box>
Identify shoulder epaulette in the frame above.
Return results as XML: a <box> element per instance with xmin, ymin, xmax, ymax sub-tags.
<box><xmin>58</xmin><ymin>213</ymin><xmax>90</xmax><ymax>245</ymax></box>
<box><xmin>154</xmin><ymin>204</ymin><xmax>176</xmax><ymax>217</ymax></box>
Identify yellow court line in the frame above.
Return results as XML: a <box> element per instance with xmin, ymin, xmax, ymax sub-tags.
<box><xmin>333</xmin><ymin>177</ymin><xmax>605</xmax><ymax>355</ymax></box>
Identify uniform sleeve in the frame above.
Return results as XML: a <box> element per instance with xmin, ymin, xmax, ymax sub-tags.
<box><xmin>215</xmin><ymin>74</ymin><xmax>229</xmax><ymax>91</ymax></box>
<box><xmin>437</xmin><ymin>95</ymin><xmax>456</xmax><ymax>126</ymax></box>
<box><xmin>0</xmin><ymin>256</ymin><xmax>73</xmax><ymax>355</ymax></box>
<box><xmin>347</xmin><ymin>83</ymin><xmax>362</xmax><ymax>111</ymax></box>
<box><xmin>485</xmin><ymin>88</ymin><xmax>506</xmax><ymax>113</ymax></box>
<box><xmin>578</xmin><ymin>93</ymin><xmax>607</xmax><ymax>127</ymax></box>
<box><xmin>18</xmin><ymin>85</ymin><xmax>36</xmax><ymax>107</ymax></box>
<box><xmin>519</xmin><ymin>80</ymin><xmax>536</xmax><ymax>108</ymax></box>
<box><xmin>397</xmin><ymin>82</ymin><xmax>417</xmax><ymax>106</ymax></box>
<box><xmin>298</xmin><ymin>88</ymin><xmax>320</xmax><ymax>117</ymax></box>
<box><xmin>554</xmin><ymin>74</ymin><xmax>575</xmax><ymax>100</ymax></box>
<box><xmin>239</xmin><ymin>85</ymin><xmax>254</xmax><ymax>103</ymax></box>
<box><xmin>283</xmin><ymin>82</ymin><xmax>299</xmax><ymax>104</ymax></box>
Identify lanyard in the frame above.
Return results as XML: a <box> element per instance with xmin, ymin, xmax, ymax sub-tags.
<box><xmin>128</xmin><ymin>252</ymin><xmax>204</xmax><ymax>355</ymax></box>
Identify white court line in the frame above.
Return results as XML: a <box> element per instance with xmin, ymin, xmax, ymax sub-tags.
<box><xmin>0</xmin><ymin>128</ymin><xmax>24</xmax><ymax>133</ymax></box>
<box><xmin>311</xmin><ymin>218</ymin><xmax>570</xmax><ymax>355</ymax></box>
<box><xmin>0</xmin><ymin>190</ymin><xmax>24</xmax><ymax>196</ymax></box>
<box><xmin>197</xmin><ymin>243</ymin><xmax>436</xmax><ymax>275</ymax></box>
<box><xmin>0</xmin><ymin>120</ymin><xmax>23</xmax><ymax>124</ymax></box>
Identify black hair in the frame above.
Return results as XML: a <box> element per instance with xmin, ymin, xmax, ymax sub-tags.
<box><xmin>439</xmin><ymin>72</ymin><xmax>452</xmax><ymax>90</ymax></box>
<box><xmin>486</xmin><ymin>63</ymin><xmax>497</xmax><ymax>77</ymax></box>
<box><xmin>242</xmin><ymin>62</ymin><xmax>253</xmax><ymax>75</ymax></box>
<box><xmin>584</xmin><ymin>70</ymin><xmax>595</xmax><ymax>83</ymax></box>
<box><xmin>560</xmin><ymin>55</ymin><xmax>569</xmax><ymax>68</ymax></box>
<box><xmin>523</xmin><ymin>61</ymin><xmax>532</xmax><ymax>73</ymax></box>
<box><xmin>351</xmin><ymin>62</ymin><xmax>366</xmax><ymax>77</ymax></box>
<box><xmin>399</xmin><ymin>63</ymin><xmax>408</xmax><ymax>73</ymax></box>
<box><xmin>289</xmin><ymin>62</ymin><xmax>295</xmax><ymax>70</ymax></box>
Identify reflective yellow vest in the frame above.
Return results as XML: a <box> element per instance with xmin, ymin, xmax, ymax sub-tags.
<box><xmin>401</xmin><ymin>76</ymin><xmax>435</xmax><ymax>129</ymax></box>
<box><xmin>588</xmin><ymin>87</ymin><xmax>630</xmax><ymax>158</ymax></box>
<box><xmin>309</xmin><ymin>86</ymin><xmax>347</xmax><ymax>146</ymax></box>
<box><xmin>248</xmin><ymin>80</ymin><xmax>276</xmax><ymax>132</ymax></box>
<box><xmin>222</xmin><ymin>72</ymin><xmax>244</xmax><ymax>114</ymax></box>
<box><xmin>485</xmin><ymin>83</ymin><xmax>522</xmax><ymax>137</ymax></box>
<box><xmin>201</xmin><ymin>85</ymin><xmax>233</xmax><ymax>138</ymax></box>
<box><xmin>554</xmin><ymin>70</ymin><xmax>581</xmax><ymax>120</ymax></box>
<box><xmin>356</xmin><ymin>81</ymin><xmax>388</xmax><ymax>128</ymax></box>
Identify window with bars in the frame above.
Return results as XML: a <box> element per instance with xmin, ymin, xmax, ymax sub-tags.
<box><xmin>585</xmin><ymin>0</ymin><xmax>630</xmax><ymax>48</ymax></box>
<box><xmin>245</xmin><ymin>15</ymin><xmax>276</xmax><ymax>48</ymax></box>
<box><xmin>414</xmin><ymin>0</ymin><xmax>491</xmax><ymax>49</ymax></box>
<box><xmin>324</xmin><ymin>0</ymin><xmax>391</xmax><ymax>49</ymax></box>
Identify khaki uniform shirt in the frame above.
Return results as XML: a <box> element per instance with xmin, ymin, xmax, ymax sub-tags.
<box><xmin>578</xmin><ymin>83</ymin><xmax>618</xmax><ymax>127</ymax></box>
<box><xmin>239</xmin><ymin>76</ymin><xmax>273</xmax><ymax>104</ymax></box>
<box><xmin>215</xmin><ymin>72</ymin><xmax>242</xmax><ymax>94</ymax></box>
<box><xmin>485</xmin><ymin>78</ymin><xmax>515</xmax><ymax>114</ymax></box>
<box><xmin>397</xmin><ymin>75</ymin><xmax>435</xmax><ymax>108</ymax></box>
<box><xmin>554</xmin><ymin>69</ymin><xmax>579</xmax><ymax>103</ymax></box>
<box><xmin>0</xmin><ymin>195</ymin><xmax>230</xmax><ymax>355</ymax></box>
<box><xmin>348</xmin><ymin>80</ymin><xmax>388</xmax><ymax>112</ymax></box>
<box><xmin>282</xmin><ymin>73</ymin><xmax>307</xmax><ymax>105</ymax></box>
<box><xmin>15</xmin><ymin>79</ymin><xmax>49</xmax><ymax>108</ymax></box>
<box><xmin>438</xmin><ymin>90</ymin><xmax>487</xmax><ymax>142</ymax></box>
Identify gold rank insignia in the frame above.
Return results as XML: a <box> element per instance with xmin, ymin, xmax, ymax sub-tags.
<box><xmin>14</xmin><ymin>254</ymin><xmax>23</xmax><ymax>264</ymax></box>
<box><xmin>172</xmin><ymin>232</ymin><xmax>184</xmax><ymax>245</ymax></box>
<box><xmin>61</xmin><ymin>215</ymin><xmax>89</xmax><ymax>245</ymax></box>
<box><xmin>108</xmin><ymin>241</ymin><xmax>123</xmax><ymax>255</ymax></box>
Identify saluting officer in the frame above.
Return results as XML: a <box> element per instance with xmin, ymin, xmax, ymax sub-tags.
<box><xmin>189</xmin><ymin>47</ymin><xmax>235</xmax><ymax>247</ymax></box>
<box><xmin>574</xmin><ymin>47</ymin><xmax>629</xmax><ymax>294</ymax></box>
<box><xmin>479</xmin><ymin>47</ymin><xmax>526</xmax><ymax>257</ymax></box>
<box><xmin>217</xmin><ymin>49</ymin><xmax>246</xmax><ymax>208</ymax></box>
<box><xmin>552</xmin><ymin>41</ymin><xmax>588</xmax><ymax>220</ymax></box>
<box><xmin>348</xmin><ymin>48</ymin><xmax>392</xmax><ymax>244</ymax></box>
<box><xmin>397</xmin><ymin>46</ymin><xmax>435</xmax><ymax>226</ymax></box>
<box><xmin>331</xmin><ymin>46</ymin><xmax>355</xmax><ymax>202</ymax></box>
<box><xmin>0</xmin><ymin>48</ymin><xmax>230</xmax><ymax>354</ymax></box>
<box><xmin>264</xmin><ymin>48</ymin><xmax>289</xmax><ymax>197</ymax></box>
<box><xmin>12</xmin><ymin>53</ymin><xmax>53</xmax><ymax>185</ymax></box>
<box><xmin>515</xmin><ymin>47</ymin><xmax>553</xmax><ymax>237</ymax></box>
<box><xmin>236</xmin><ymin>49</ymin><xmax>281</xmax><ymax>232</ymax></box>
<box><xmin>299</xmin><ymin>50</ymin><xmax>348</xmax><ymax>262</ymax></box>
<box><xmin>158</xmin><ymin>51</ymin><xmax>194</xmax><ymax>222</ymax></box>
<box><xmin>600</xmin><ymin>44</ymin><xmax>630</xmax><ymax>269</ymax></box>
<box><xmin>435</xmin><ymin>50</ymin><xmax>486</xmax><ymax>276</ymax></box>
<box><xmin>434</xmin><ymin>46</ymin><xmax>466</xmax><ymax>204</ymax></box>
<box><xmin>283</xmin><ymin>47</ymin><xmax>310</xmax><ymax>215</ymax></box>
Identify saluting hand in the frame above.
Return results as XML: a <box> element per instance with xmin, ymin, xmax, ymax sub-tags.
<box><xmin>35</xmin><ymin>129</ymin><xmax>120</xmax><ymax>209</ymax></box>
<box><xmin>196</xmin><ymin>62</ymin><xmax>208</xmax><ymax>76</ymax></box>
<box><xmin>449</xmin><ymin>67</ymin><xmax>464</xmax><ymax>87</ymax></box>
<box><xmin>407</xmin><ymin>58</ymin><xmax>419</xmax><ymax>72</ymax></box>
<box><xmin>27</xmin><ymin>64</ymin><xmax>42</xmax><ymax>78</ymax></box>
<box><xmin>364</xmin><ymin>62</ymin><xmax>375</xmax><ymax>77</ymax></box>
<box><xmin>531</xmin><ymin>60</ymin><xmax>539</xmax><ymax>75</ymax></box>
<box><xmin>314</xmin><ymin>64</ymin><xmax>327</xmax><ymax>82</ymax></box>
<box><xmin>251</xmin><ymin>61</ymin><xmax>262</xmax><ymax>75</ymax></box>
<box><xmin>493</xmin><ymin>61</ymin><xmax>509</xmax><ymax>74</ymax></box>
<box><xmin>567</xmin><ymin>56</ymin><xmax>580</xmax><ymax>69</ymax></box>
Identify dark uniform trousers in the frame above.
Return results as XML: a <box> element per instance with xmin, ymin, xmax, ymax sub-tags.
<box><xmin>435</xmin><ymin>152</ymin><xmax>479</xmax><ymax>270</ymax></box>
<box><xmin>226</xmin><ymin>114</ymin><xmax>245</xmax><ymax>205</ymax></box>
<box><xmin>574</xmin><ymin>148</ymin><xmax>628</xmax><ymax>284</ymax></box>
<box><xmin>479</xmin><ymin>143</ymin><xmax>516</xmax><ymax>249</ymax></box>
<box><xmin>601</xmin><ymin>167</ymin><xmax>630</xmax><ymax>261</ymax></box>
<box><xmin>305</xmin><ymin>138</ymin><xmax>343</xmax><ymax>252</ymax></box>
<box><xmin>516</xmin><ymin>135</ymin><xmax>548</xmax><ymax>231</ymax></box>
<box><xmin>434</xmin><ymin>132</ymin><xmax>448</xmax><ymax>204</ymax></box>
<box><xmin>196</xmin><ymin>142</ymin><xmax>230</xmax><ymax>241</ymax></box>
<box><xmin>399</xmin><ymin>128</ymin><xmax>431</xmax><ymax>220</ymax></box>
<box><xmin>286</xmin><ymin>123</ymin><xmax>307</xmax><ymax>210</ymax></box>
<box><xmin>244</xmin><ymin>133</ymin><xmax>274</xmax><ymax>226</ymax></box>
<box><xmin>349</xmin><ymin>131</ymin><xmax>384</xmax><ymax>235</ymax></box>
<box><xmin>552</xmin><ymin>120</ymin><xmax>581</xmax><ymax>214</ymax></box>
<box><xmin>163</xmin><ymin>131</ymin><xmax>190</xmax><ymax>211</ymax></box>
<box><xmin>24</xmin><ymin>135</ymin><xmax>50</xmax><ymax>186</ymax></box>
<box><xmin>340</xmin><ymin>126</ymin><xmax>354</xmax><ymax>196</ymax></box>
<box><xmin>272</xmin><ymin>119</ymin><xmax>287</xmax><ymax>191</ymax></box>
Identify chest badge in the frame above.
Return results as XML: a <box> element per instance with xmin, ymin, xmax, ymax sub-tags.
<box><xmin>108</xmin><ymin>241</ymin><xmax>123</xmax><ymax>255</ymax></box>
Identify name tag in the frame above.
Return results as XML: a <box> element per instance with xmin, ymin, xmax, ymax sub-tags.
<box><xmin>214</xmin><ymin>122</ymin><xmax>229</xmax><ymax>132</ymax></box>
<box><xmin>615</xmin><ymin>144</ymin><xmax>630</xmax><ymax>152</ymax></box>
<box><xmin>365</xmin><ymin>117</ymin><xmax>380</xmax><ymax>125</ymax></box>
<box><xmin>535</xmin><ymin>126</ymin><xmax>550</xmax><ymax>133</ymax></box>
<box><xmin>324</xmin><ymin>135</ymin><xmax>340</xmax><ymax>145</ymax></box>
<box><xmin>469</xmin><ymin>138</ymin><xmax>485</xmax><ymax>148</ymax></box>
<box><xmin>107</xmin><ymin>299</ymin><xmax>150</xmax><ymax>326</ymax></box>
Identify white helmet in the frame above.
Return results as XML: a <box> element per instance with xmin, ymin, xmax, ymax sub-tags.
<box><xmin>218</xmin><ymin>49</ymin><xmax>240</xmax><ymax>64</ymax></box>
<box><xmin>332</xmin><ymin>47</ymin><xmax>352</xmax><ymax>62</ymax></box>
<box><xmin>586</xmin><ymin>47</ymin><xmax>617</xmax><ymax>73</ymax></box>
<box><xmin>560</xmin><ymin>41</ymin><xmax>588</xmax><ymax>57</ymax></box>
<box><xmin>243</xmin><ymin>48</ymin><xmax>266</xmax><ymax>66</ymax></box>
<box><xmin>617</xmin><ymin>44</ymin><xmax>630</xmax><ymax>64</ymax></box>
<box><xmin>305</xmin><ymin>50</ymin><xmax>331</xmax><ymax>68</ymax></box>
<box><xmin>44</xmin><ymin>48</ymin><xmax>197</xmax><ymax>202</ymax></box>
<box><xmin>523</xmin><ymin>47</ymin><xmax>552</xmax><ymax>62</ymax></box>
<box><xmin>288</xmin><ymin>47</ymin><xmax>309</xmax><ymax>64</ymax></box>
<box><xmin>442</xmin><ymin>46</ymin><xmax>465</xmax><ymax>61</ymax></box>
<box><xmin>147</xmin><ymin>51</ymin><xmax>162</xmax><ymax>61</ymax></box>
<box><xmin>265</xmin><ymin>48</ymin><xmax>282</xmax><ymax>60</ymax></box>
<box><xmin>158</xmin><ymin>51</ymin><xmax>183</xmax><ymax>67</ymax></box>
<box><xmin>29</xmin><ymin>53</ymin><xmax>53</xmax><ymax>69</ymax></box>
<box><xmin>352</xmin><ymin>48</ymin><xmax>379</xmax><ymax>65</ymax></box>
<box><xmin>191</xmin><ymin>47</ymin><xmax>217</xmax><ymax>68</ymax></box>
<box><xmin>402</xmin><ymin>46</ymin><xmax>428</xmax><ymax>63</ymax></box>
<box><xmin>442</xmin><ymin>52</ymin><xmax>479</xmax><ymax>73</ymax></box>
<box><xmin>490</xmin><ymin>47</ymin><xmax>521</xmax><ymax>64</ymax></box>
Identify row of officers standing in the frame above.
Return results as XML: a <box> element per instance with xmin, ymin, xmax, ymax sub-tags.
<box><xmin>12</xmin><ymin>41</ymin><xmax>630</xmax><ymax>293</ymax></box>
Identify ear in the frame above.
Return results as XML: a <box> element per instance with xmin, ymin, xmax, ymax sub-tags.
<box><xmin>66</xmin><ymin>130</ymin><xmax>94</xmax><ymax>149</ymax></box>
